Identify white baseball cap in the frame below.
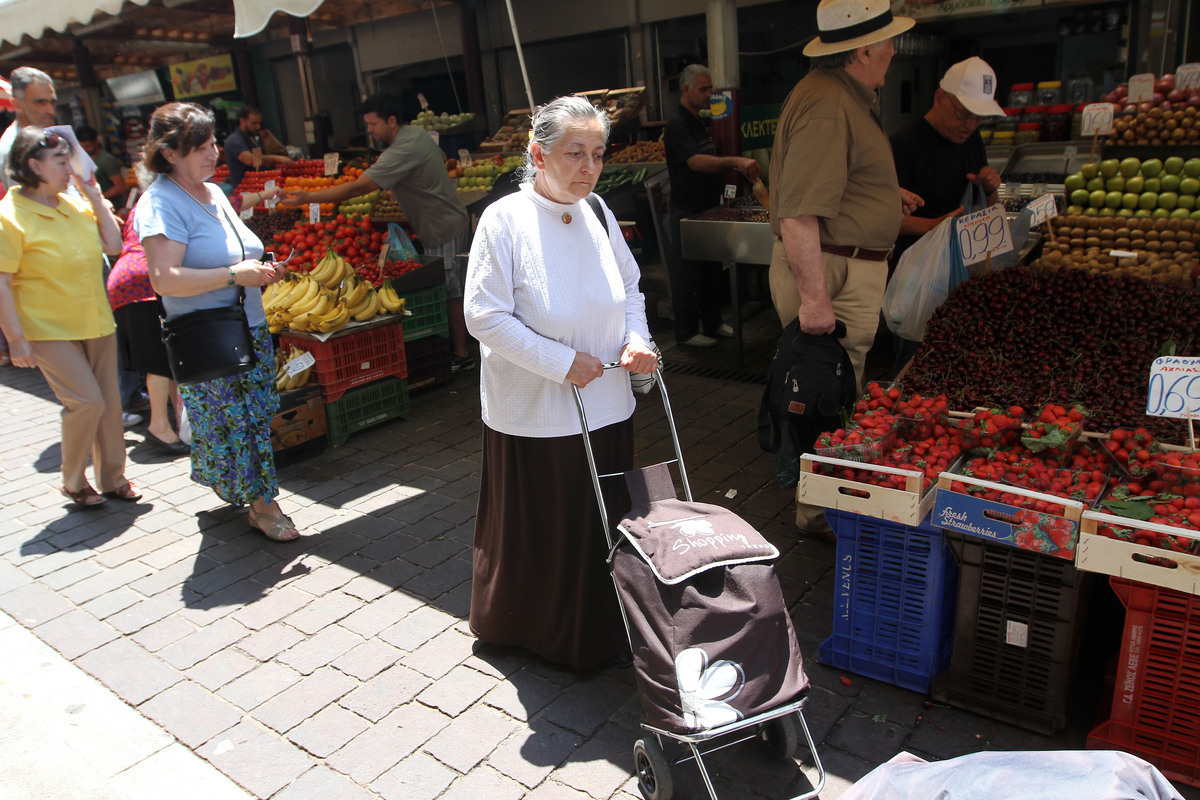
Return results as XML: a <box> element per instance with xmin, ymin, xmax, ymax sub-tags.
<box><xmin>940</xmin><ymin>57</ymin><xmax>1006</xmax><ymax>117</ymax></box>
<box><xmin>803</xmin><ymin>0</ymin><xmax>915</xmax><ymax>58</ymax></box>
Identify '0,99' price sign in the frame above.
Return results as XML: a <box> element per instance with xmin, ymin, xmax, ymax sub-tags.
<box><xmin>956</xmin><ymin>204</ymin><xmax>1013</xmax><ymax>265</ymax></box>
<box><xmin>1147</xmin><ymin>356</ymin><xmax>1200</xmax><ymax>419</ymax></box>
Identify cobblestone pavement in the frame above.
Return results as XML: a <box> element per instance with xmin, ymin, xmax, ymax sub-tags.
<box><xmin>1</xmin><ymin>361</ymin><xmax>1195</xmax><ymax>800</ymax></box>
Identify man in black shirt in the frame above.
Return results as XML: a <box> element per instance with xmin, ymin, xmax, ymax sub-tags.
<box><xmin>663</xmin><ymin>63</ymin><xmax>762</xmax><ymax>348</ymax></box>
<box><xmin>888</xmin><ymin>57</ymin><xmax>1005</xmax><ymax>374</ymax></box>
<box><xmin>224</xmin><ymin>106</ymin><xmax>293</xmax><ymax>190</ymax></box>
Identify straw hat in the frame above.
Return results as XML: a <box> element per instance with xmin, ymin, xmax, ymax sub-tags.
<box><xmin>803</xmin><ymin>0</ymin><xmax>915</xmax><ymax>58</ymax></box>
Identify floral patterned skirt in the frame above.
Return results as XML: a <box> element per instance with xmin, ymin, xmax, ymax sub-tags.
<box><xmin>179</xmin><ymin>323</ymin><xmax>279</xmax><ymax>506</ymax></box>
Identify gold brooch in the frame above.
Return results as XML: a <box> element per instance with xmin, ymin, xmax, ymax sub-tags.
<box><xmin>562</xmin><ymin>212</ymin><xmax>572</xmax><ymax>224</ymax></box>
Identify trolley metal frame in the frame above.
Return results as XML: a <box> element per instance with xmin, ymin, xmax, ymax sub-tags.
<box><xmin>573</xmin><ymin>365</ymin><xmax>826</xmax><ymax>800</ymax></box>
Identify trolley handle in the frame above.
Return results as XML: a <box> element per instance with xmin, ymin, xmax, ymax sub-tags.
<box><xmin>571</xmin><ymin>364</ymin><xmax>693</xmax><ymax>550</ymax></box>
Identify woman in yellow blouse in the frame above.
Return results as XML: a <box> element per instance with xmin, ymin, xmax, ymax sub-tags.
<box><xmin>0</xmin><ymin>127</ymin><xmax>139</xmax><ymax>508</ymax></box>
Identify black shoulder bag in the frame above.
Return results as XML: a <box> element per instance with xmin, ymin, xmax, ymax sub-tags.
<box><xmin>160</xmin><ymin>202</ymin><xmax>257</xmax><ymax>385</ymax></box>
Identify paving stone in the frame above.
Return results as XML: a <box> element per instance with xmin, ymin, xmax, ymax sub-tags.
<box><xmin>217</xmin><ymin>661</ymin><xmax>302</xmax><ymax>711</ymax></box>
<box><xmin>825</xmin><ymin>706</ymin><xmax>910</xmax><ymax>765</ymax></box>
<box><xmin>138</xmin><ymin>537</ymin><xmax>207</xmax><ymax>570</ymax></box>
<box><xmin>553</xmin><ymin>722</ymin><xmax>638</xmax><ymax>799</ymax></box>
<box><xmin>200</xmin><ymin>720</ymin><xmax>315</xmax><ymax>798</ymax></box>
<box><xmin>523</xmin><ymin>782</ymin><xmax>593</xmax><ymax>800</ymax></box>
<box><xmin>31</xmin><ymin>608</ymin><xmax>117</xmax><ymax>659</ymax></box>
<box><xmin>130</xmin><ymin>614</ymin><xmax>197</xmax><ymax>652</ymax></box>
<box><xmin>57</xmin><ymin>561</ymin><xmax>153</xmax><ymax>605</ymax></box>
<box><xmin>289</xmin><ymin>556</ymin><xmax>377</xmax><ymax>596</ymax></box>
<box><xmin>538</xmin><ymin>675</ymin><xmax>633</xmax><ymax>738</ymax></box>
<box><xmin>108</xmin><ymin>589</ymin><xmax>192</xmax><ymax>635</ymax></box>
<box><xmin>0</xmin><ymin>581</ymin><xmax>75</xmax><ymax>627</ymax></box>
<box><xmin>417</xmin><ymin>664</ymin><xmax>499</xmax><ymax>717</ymax></box>
<box><xmin>340</xmin><ymin>590</ymin><xmax>423</xmax><ymax>638</ymax></box>
<box><xmin>405</xmin><ymin>539</ymin><xmax>461</xmax><ymax>569</ymax></box>
<box><xmin>371</xmin><ymin>752</ymin><xmax>456</xmax><ymax>800</ymax></box>
<box><xmin>287</xmin><ymin>704</ymin><xmax>371</xmax><ymax>758</ymax></box>
<box><xmin>80</xmin><ymin>586</ymin><xmax>142</xmax><ymax>620</ymax></box>
<box><xmin>236</xmin><ymin>621</ymin><xmax>306</xmax><ymax>661</ymax></box>
<box><xmin>332</xmin><ymin>638</ymin><xmax>404</xmax><ymax>680</ymax></box>
<box><xmin>326</xmin><ymin>704</ymin><xmax>451</xmax><ymax>784</ymax></box>
<box><xmin>284</xmin><ymin>591</ymin><xmax>362</xmax><ymax>635</ymax></box>
<box><xmin>486</xmin><ymin>720</ymin><xmax>583</xmax><ymax>789</ymax></box>
<box><xmin>482</xmin><ymin>668</ymin><xmax>567</xmax><ymax>722</ymax></box>
<box><xmin>158</xmin><ymin>616</ymin><xmax>251</xmax><ymax>669</ymax></box>
<box><xmin>0</xmin><ymin>560</ymin><xmax>33</xmax><ymax>594</ymax></box>
<box><xmin>402</xmin><ymin>554</ymin><xmax>471</xmax><ymax>601</ymax></box>
<box><xmin>229</xmin><ymin>585</ymin><xmax>313</xmax><ymax>631</ymax></box>
<box><xmin>438</xmin><ymin>768</ymin><xmax>528</xmax><ymax>800</ymax></box>
<box><xmin>126</xmin><ymin>558</ymin><xmax>214</xmax><ymax>601</ymax></box>
<box><xmin>187</xmin><ymin>649</ymin><xmax>258</xmax><ymax>691</ymax></box>
<box><xmin>184</xmin><ymin>550</ymin><xmax>281</xmax><ymax>599</ymax></box>
<box><xmin>255</xmin><ymin>666</ymin><xmax>356</xmax><ymax>733</ymax></box>
<box><xmin>423</xmin><ymin>704</ymin><xmax>521</xmax><ymax>773</ymax></box>
<box><xmin>339</xmin><ymin>663</ymin><xmax>431</xmax><ymax>722</ymax></box>
<box><xmin>139</xmin><ymin>680</ymin><xmax>242</xmax><ymax>748</ymax></box>
<box><xmin>277</xmin><ymin>624</ymin><xmax>363</xmax><ymax>675</ymax></box>
<box><xmin>92</xmin><ymin>529</ymin><xmax>184</xmax><ymax>568</ymax></box>
<box><xmin>273</xmin><ymin>765</ymin><xmax>376</xmax><ymax>800</ymax></box>
<box><xmin>399</xmin><ymin>627</ymin><xmax>477</xmax><ymax>680</ymax></box>
<box><xmin>38</xmin><ymin>559</ymin><xmax>103</xmax><ymax>590</ymax></box>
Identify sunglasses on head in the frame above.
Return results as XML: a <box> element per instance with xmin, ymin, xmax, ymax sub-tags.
<box><xmin>36</xmin><ymin>129</ymin><xmax>62</xmax><ymax>151</ymax></box>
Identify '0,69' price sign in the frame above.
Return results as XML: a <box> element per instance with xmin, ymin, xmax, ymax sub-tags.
<box><xmin>955</xmin><ymin>204</ymin><xmax>1013</xmax><ymax>266</ymax></box>
<box><xmin>1147</xmin><ymin>356</ymin><xmax>1200</xmax><ymax>419</ymax></box>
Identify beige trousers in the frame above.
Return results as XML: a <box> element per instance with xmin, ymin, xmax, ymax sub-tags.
<box><xmin>768</xmin><ymin>240</ymin><xmax>889</xmax><ymax>533</ymax></box>
<box><xmin>31</xmin><ymin>335</ymin><xmax>127</xmax><ymax>493</ymax></box>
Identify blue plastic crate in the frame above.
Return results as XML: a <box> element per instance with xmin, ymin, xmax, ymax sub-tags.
<box><xmin>818</xmin><ymin>509</ymin><xmax>958</xmax><ymax>693</ymax></box>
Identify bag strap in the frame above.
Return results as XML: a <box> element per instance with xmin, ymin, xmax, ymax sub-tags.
<box><xmin>758</xmin><ymin>381</ymin><xmax>781</xmax><ymax>453</ymax></box>
<box><xmin>586</xmin><ymin>194</ymin><xmax>609</xmax><ymax>237</ymax></box>
<box><xmin>157</xmin><ymin>196</ymin><xmax>248</xmax><ymax>321</ymax></box>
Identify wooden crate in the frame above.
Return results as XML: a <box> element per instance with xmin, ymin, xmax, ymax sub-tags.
<box><xmin>1076</xmin><ymin>511</ymin><xmax>1200</xmax><ymax>595</ymax></box>
<box><xmin>798</xmin><ymin>454</ymin><xmax>933</xmax><ymax>526</ymax></box>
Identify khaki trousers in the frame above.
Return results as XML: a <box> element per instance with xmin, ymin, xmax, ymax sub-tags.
<box><xmin>768</xmin><ymin>240</ymin><xmax>889</xmax><ymax>533</ymax></box>
<box><xmin>31</xmin><ymin>335</ymin><xmax>127</xmax><ymax>493</ymax></box>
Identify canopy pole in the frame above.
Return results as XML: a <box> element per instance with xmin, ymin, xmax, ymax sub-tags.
<box><xmin>503</xmin><ymin>0</ymin><xmax>535</xmax><ymax>112</ymax></box>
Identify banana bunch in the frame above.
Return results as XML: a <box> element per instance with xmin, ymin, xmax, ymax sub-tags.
<box><xmin>274</xmin><ymin>345</ymin><xmax>313</xmax><ymax>392</ymax></box>
<box><xmin>263</xmin><ymin>271</ymin><xmax>353</xmax><ymax>334</ymax></box>
<box><xmin>309</xmin><ymin>249</ymin><xmax>354</xmax><ymax>290</ymax></box>
<box><xmin>378</xmin><ymin>278</ymin><xmax>405</xmax><ymax>315</ymax></box>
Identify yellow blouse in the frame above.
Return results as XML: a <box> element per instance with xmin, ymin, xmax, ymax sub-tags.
<box><xmin>0</xmin><ymin>190</ymin><xmax>114</xmax><ymax>341</ymax></box>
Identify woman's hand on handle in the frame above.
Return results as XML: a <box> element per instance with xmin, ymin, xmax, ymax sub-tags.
<box><xmin>620</xmin><ymin>341</ymin><xmax>658</xmax><ymax>374</ymax></box>
<box><xmin>566</xmin><ymin>352</ymin><xmax>604</xmax><ymax>388</ymax></box>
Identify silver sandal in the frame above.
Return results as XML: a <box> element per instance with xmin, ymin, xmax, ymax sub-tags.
<box><xmin>248</xmin><ymin>508</ymin><xmax>301</xmax><ymax>541</ymax></box>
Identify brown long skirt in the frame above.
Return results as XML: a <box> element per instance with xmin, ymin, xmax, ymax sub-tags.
<box><xmin>470</xmin><ymin>419</ymin><xmax>633</xmax><ymax>671</ymax></box>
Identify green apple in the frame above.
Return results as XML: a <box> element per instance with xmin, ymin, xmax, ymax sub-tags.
<box><xmin>1119</xmin><ymin>157</ymin><xmax>1142</xmax><ymax>178</ymax></box>
<box><xmin>1080</xmin><ymin>162</ymin><xmax>1101</xmax><ymax>179</ymax></box>
<box><xmin>1135</xmin><ymin>209</ymin><xmax>1153</xmax><ymax>218</ymax></box>
<box><xmin>1116</xmin><ymin>208</ymin><xmax>1134</xmax><ymax>217</ymax></box>
<box><xmin>1164</xmin><ymin>156</ymin><xmax>1185</xmax><ymax>175</ymax></box>
<box><xmin>1125</xmin><ymin>176</ymin><xmax>1145</xmax><ymax>193</ymax></box>
<box><xmin>1152</xmin><ymin>208</ymin><xmax>1171</xmax><ymax>219</ymax></box>
<box><xmin>1064</xmin><ymin>173</ymin><xmax>1086</xmax><ymax>192</ymax></box>
<box><xmin>1143</xmin><ymin>177</ymin><xmax>1161</xmax><ymax>193</ymax></box>
<box><xmin>1122</xmin><ymin>192</ymin><xmax>1140</xmax><ymax>209</ymax></box>
<box><xmin>1106</xmin><ymin>176</ymin><xmax>1126</xmax><ymax>192</ymax></box>
<box><xmin>1192</xmin><ymin>209</ymin><xmax>1200</xmax><ymax>220</ymax></box>
<box><xmin>1084</xmin><ymin>206</ymin><xmax>1099</xmax><ymax>216</ymax></box>
<box><xmin>1158</xmin><ymin>191</ymin><xmax>1179</xmax><ymax>210</ymax></box>
<box><xmin>1070</xmin><ymin>189</ymin><xmax>1091</xmax><ymax>206</ymax></box>
<box><xmin>1087</xmin><ymin>177</ymin><xmax>1106</xmax><ymax>192</ymax></box>
<box><xmin>1180</xmin><ymin>177</ymin><xmax>1200</xmax><ymax>195</ymax></box>
<box><xmin>1179</xmin><ymin>194</ymin><xmax>1196</xmax><ymax>210</ymax></box>
<box><xmin>1099</xmin><ymin>159</ymin><xmax>1121</xmax><ymax>178</ymax></box>
<box><xmin>1139</xmin><ymin>192</ymin><xmax>1159</xmax><ymax>209</ymax></box>
<box><xmin>1066</xmin><ymin>204</ymin><xmax>1085</xmax><ymax>214</ymax></box>
<box><xmin>1089</xmin><ymin>189</ymin><xmax>1108</xmax><ymax>208</ymax></box>
<box><xmin>1170</xmin><ymin>208</ymin><xmax>1192</xmax><ymax>219</ymax></box>
<box><xmin>1105</xmin><ymin>191</ymin><xmax>1124</xmax><ymax>208</ymax></box>
<box><xmin>1142</xmin><ymin>158</ymin><xmax>1164</xmax><ymax>178</ymax></box>
<box><xmin>1160</xmin><ymin>174</ymin><xmax>1182</xmax><ymax>193</ymax></box>
<box><xmin>1185</xmin><ymin>158</ymin><xmax>1200</xmax><ymax>179</ymax></box>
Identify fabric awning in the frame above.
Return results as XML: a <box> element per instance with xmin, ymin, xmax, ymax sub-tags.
<box><xmin>0</xmin><ymin>0</ymin><xmax>153</xmax><ymax>46</ymax></box>
<box><xmin>0</xmin><ymin>77</ymin><xmax>12</xmax><ymax>110</ymax></box>
<box><xmin>231</xmin><ymin>0</ymin><xmax>324</xmax><ymax>38</ymax></box>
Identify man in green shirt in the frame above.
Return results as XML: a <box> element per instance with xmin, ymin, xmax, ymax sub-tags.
<box><xmin>76</xmin><ymin>126</ymin><xmax>127</xmax><ymax>209</ymax></box>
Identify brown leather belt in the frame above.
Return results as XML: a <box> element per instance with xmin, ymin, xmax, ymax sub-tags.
<box><xmin>820</xmin><ymin>244</ymin><xmax>892</xmax><ymax>261</ymax></box>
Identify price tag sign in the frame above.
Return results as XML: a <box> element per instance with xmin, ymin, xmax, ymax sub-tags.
<box><xmin>1026</xmin><ymin>193</ymin><xmax>1059</xmax><ymax>227</ymax></box>
<box><xmin>264</xmin><ymin>179</ymin><xmax>278</xmax><ymax>210</ymax></box>
<box><xmin>251</xmin><ymin>146</ymin><xmax>263</xmax><ymax>170</ymax></box>
<box><xmin>377</xmin><ymin>244</ymin><xmax>389</xmax><ymax>268</ymax></box>
<box><xmin>1081</xmin><ymin>103</ymin><xmax>1114</xmax><ymax>136</ymax></box>
<box><xmin>1178</xmin><ymin>64</ymin><xmax>1200</xmax><ymax>91</ymax></box>
<box><xmin>723</xmin><ymin>184</ymin><xmax>737</xmax><ymax>200</ymax></box>
<box><xmin>1147</xmin><ymin>356</ymin><xmax>1200</xmax><ymax>419</ymax></box>
<box><xmin>323</xmin><ymin>152</ymin><xmax>339</xmax><ymax>177</ymax></box>
<box><xmin>308</xmin><ymin>203</ymin><xmax>320</xmax><ymax>224</ymax></box>
<box><xmin>458</xmin><ymin>148</ymin><xmax>472</xmax><ymax>167</ymax></box>
<box><xmin>418</xmin><ymin>93</ymin><xmax>429</xmax><ymax>110</ymax></box>
<box><xmin>283</xmin><ymin>351</ymin><xmax>315</xmax><ymax>376</ymax></box>
<box><xmin>1127</xmin><ymin>73</ymin><xmax>1156</xmax><ymax>104</ymax></box>
<box><xmin>955</xmin><ymin>204</ymin><xmax>1013</xmax><ymax>266</ymax></box>
<box><xmin>429</xmin><ymin>130</ymin><xmax>439</xmax><ymax>145</ymax></box>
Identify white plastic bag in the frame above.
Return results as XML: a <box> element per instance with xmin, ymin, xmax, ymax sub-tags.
<box><xmin>177</xmin><ymin>403</ymin><xmax>192</xmax><ymax>446</ymax></box>
<box><xmin>881</xmin><ymin>217</ymin><xmax>967</xmax><ymax>342</ymax></box>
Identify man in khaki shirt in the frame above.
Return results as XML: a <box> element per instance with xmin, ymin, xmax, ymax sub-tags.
<box><xmin>769</xmin><ymin>0</ymin><xmax>923</xmax><ymax>391</ymax></box>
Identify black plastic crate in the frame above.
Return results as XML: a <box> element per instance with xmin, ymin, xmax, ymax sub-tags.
<box><xmin>404</xmin><ymin>334</ymin><xmax>452</xmax><ymax>392</ymax></box>
<box><xmin>931</xmin><ymin>531</ymin><xmax>1092</xmax><ymax>735</ymax></box>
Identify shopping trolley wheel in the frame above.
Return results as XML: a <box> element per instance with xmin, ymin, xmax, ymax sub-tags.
<box><xmin>633</xmin><ymin>737</ymin><xmax>673</xmax><ymax>800</ymax></box>
<box><xmin>758</xmin><ymin>714</ymin><xmax>799</xmax><ymax>760</ymax></box>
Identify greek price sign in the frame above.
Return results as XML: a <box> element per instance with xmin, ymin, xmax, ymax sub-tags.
<box><xmin>1127</xmin><ymin>73</ymin><xmax>1155</xmax><ymax>104</ymax></box>
<box><xmin>1147</xmin><ymin>356</ymin><xmax>1200</xmax><ymax>419</ymax></box>
<box><xmin>1081</xmin><ymin>103</ymin><xmax>1114</xmax><ymax>137</ymax></box>
<box><xmin>323</xmin><ymin>153</ymin><xmax>339</xmax><ymax>177</ymax></box>
<box><xmin>956</xmin><ymin>204</ymin><xmax>1013</xmax><ymax>265</ymax></box>
<box><xmin>1177</xmin><ymin>64</ymin><xmax>1200</xmax><ymax>91</ymax></box>
<box><xmin>308</xmin><ymin>203</ymin><xmax>320</xmax><ymax>224</ymax></box>
<box><xmin>1026</xmin><ymin>194</ymin><xmax>1058</xmax><ymax>227</ymax></box>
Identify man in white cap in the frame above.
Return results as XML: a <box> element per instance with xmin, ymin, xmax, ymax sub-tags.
<box><xmin>769</xmin><ymin>0</ymin><xmax>922</xmax><ymax>391</ymax></box>
<box><xmin>768</xmin><ymin>0</ymin><xmax>920</xmax><ymax>539</ymax></box>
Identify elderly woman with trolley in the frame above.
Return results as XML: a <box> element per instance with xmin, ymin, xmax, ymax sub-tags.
<box><xmin>465</xmin><ymin>96</ymin><xmax>659</xmax><ymax>672</ymax></box>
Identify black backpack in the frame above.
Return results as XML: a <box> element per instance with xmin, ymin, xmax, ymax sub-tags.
<box><xmin>757</xmin><ymin>319</ymin><xmax>857</xmax><ymax>488</ymax></box>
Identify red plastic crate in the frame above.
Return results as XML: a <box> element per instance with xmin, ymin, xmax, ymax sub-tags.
<box><xmin>280</xmin><ymin>319</ymin><xmax>407</xmax><ymax>402</ymax></box>
<box><xmin>1088</xmin><ymin>578</ymin><xmax>1200</xmax><ymax>788</ymax></box>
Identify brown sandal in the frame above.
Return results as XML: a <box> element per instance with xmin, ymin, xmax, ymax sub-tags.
<box><xmin>60</xmin><ymin>484</ymin><xmax>107</xmax><ymax>509</ymax></box>
<box><xmin>248</xmin><ymin>508</ymin><xmax>301</xmax><ymax>542</ymax></box>
<box><xmin>103</xmin><ymin>482</ymin><xmax>142</xmax><ymax>502</ymax></box>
